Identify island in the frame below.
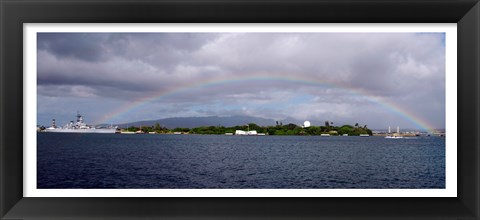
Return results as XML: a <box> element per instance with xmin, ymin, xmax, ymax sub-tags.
<box><xmin>118</xmin><ymin>121</ymin><xmax>373</xmax><ymax>136</ymax></box>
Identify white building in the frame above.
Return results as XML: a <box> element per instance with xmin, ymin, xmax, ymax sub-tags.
<box><xmin>235</xmin><ymin>130</ymin><xmax>257</xmax><ymax>135</ymax></box>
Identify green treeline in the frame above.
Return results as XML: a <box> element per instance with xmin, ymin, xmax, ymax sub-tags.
<box><xmin>124</xmin><ymin>122</ymin><xmax>373</xmax><ymax>136</ymax></box>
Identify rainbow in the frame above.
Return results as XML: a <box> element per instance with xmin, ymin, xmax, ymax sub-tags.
<box><xmin>95</xmin><ymin>73</ymin><xmax>437</xmax><ymax>131</ymax></box>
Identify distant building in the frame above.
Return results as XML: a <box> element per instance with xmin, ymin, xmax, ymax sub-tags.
<box><xmin>235</xmin><ymin>130</ymin><xmax>246</xmax><ymax>135</ymax></box>
<box><xmin>235</xmin><ymin>130</ymin><xmax>258</xmax><ymax>135</ymax></box>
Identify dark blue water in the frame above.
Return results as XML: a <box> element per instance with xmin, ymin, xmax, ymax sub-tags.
<box><xmin>37</xmin><ymin>133</ymin><xmax>445</xmax><ymax>189</ymax></box>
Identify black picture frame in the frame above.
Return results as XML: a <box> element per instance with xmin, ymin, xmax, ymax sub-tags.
<box><xmin>1</xmin><ymin>0</ymin><xmax>479</xmax><ymax>219</ymax></box>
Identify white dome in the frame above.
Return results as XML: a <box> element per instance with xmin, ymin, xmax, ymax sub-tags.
<box><xmin>303</xmin><ymin>121</ymin><xmax>311</xmax><ymax>128</ymax></box>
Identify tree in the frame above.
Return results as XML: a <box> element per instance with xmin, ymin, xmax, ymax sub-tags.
<box><xmin>306</xmin><ymin>126</ymin><xmax>321</xmax><ymax>135</ymax></box>
<box><xmin>154</xmin><ymin>123</ymin><xmax>162</xmax><ymax>131</ymax></box>
<box><xmin>355</xmin><ymin>123</ymin><xmax>359</xmax><ymax>127</ymax></box>
<box><xmin>285</xmin><ymin>123</ymin><xmax>298</xmax><ymax>130</ymax></box>
<box><xmin>173</xmin><ymin>127</ymin><xmax>191</xmax><ymax>133</ymax></box>
<box><xmin>338</xmin><ymin>125</ymin><xmax>354</xmax><ymax>135</ymax></box>
<box><xmin>141</xmin><ymin>126</ymin><xmax>153</xmax><ymax>132</ymax></box>
<box><xmin>248</xmin><ymin>123</ymin><xmax>260</xmax><ymax>131</ymax></box>
<box><xmin>324</xmin><ymin>121</ymin><xmax>331</xmax><ymax>132</ymax></box>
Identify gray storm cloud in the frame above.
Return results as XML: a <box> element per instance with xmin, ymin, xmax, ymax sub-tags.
<box><xmin>37</xmin><ymin>32</ymin><xmax>445</xmax><ymax>129</ymax></box>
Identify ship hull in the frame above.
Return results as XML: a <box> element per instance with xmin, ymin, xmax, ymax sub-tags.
<box><xmin>43</xmin><ymin>128</ymin><xmax>117</xmax><ymax>134</ymax></box>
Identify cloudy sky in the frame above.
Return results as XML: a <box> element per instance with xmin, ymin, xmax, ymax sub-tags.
<box><xmin>37</xmin><ymin>32</ymin><xmax>445</xmax><ymax>130</ymax></box>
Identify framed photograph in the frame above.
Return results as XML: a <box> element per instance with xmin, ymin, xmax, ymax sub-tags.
<box><xmin>24</xmin><ymin>24</ymin><xmax>457</xmax><ymax>198</ymax></box>
<box><xmin>1</xmin><ymin>0</ymin><xmax>479</xmax><ymax>219</ymax></box>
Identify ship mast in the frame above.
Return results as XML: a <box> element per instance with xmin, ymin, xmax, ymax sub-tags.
<box><xmin>77</xmin><ymin>112</ymin><xmax>84</xmax><ymax>123</ymax></box>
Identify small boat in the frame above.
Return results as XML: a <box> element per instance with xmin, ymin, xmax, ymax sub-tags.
<box><xmin>360</xmin><ymin>134</ymin><xmax>369</xmax><ymax>137</ymax></box>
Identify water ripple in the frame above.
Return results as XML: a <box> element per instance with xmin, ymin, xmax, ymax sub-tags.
<box><xmin>37</xmin><ymin>134</ymin><xmax>446</xmax><ymax>189</ymax></box>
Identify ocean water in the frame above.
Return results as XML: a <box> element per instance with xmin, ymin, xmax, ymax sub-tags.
<box><xmin>37</xmin><ymin>133</ymin><xmax>445</xmax><ymax>189</ymax></box>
